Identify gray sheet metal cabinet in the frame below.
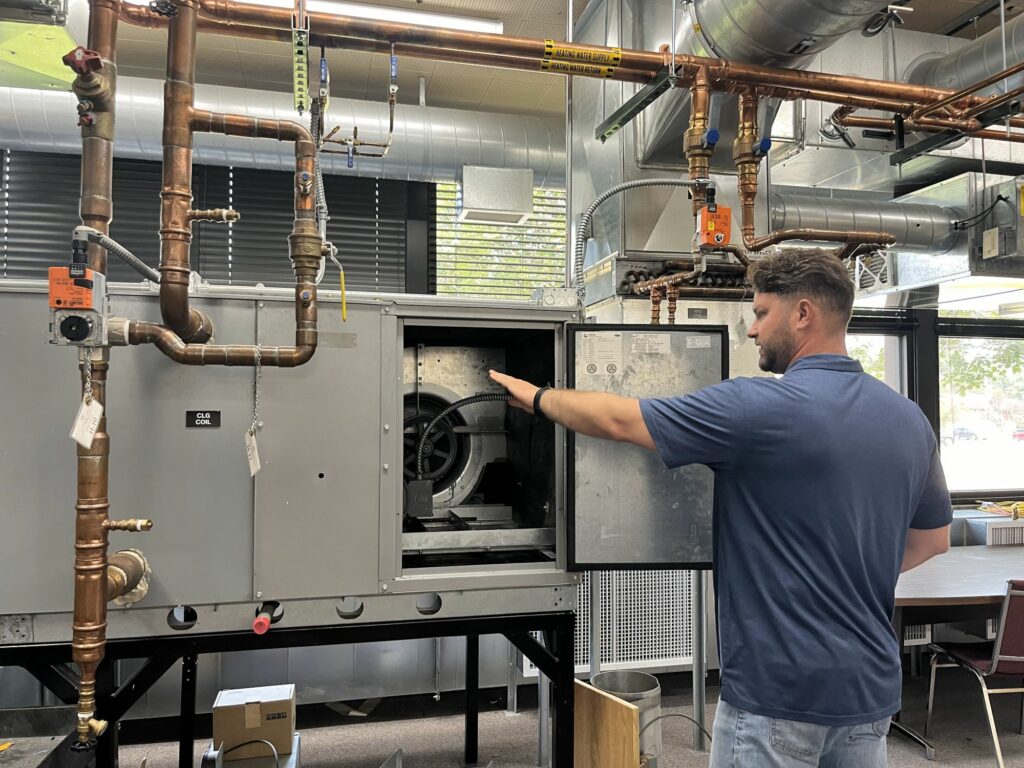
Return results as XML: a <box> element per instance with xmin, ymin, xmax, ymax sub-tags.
<box><xmin>1</xmin><ymin>284</ymin><xmax>721</xmax><ymax>712</ymax></box>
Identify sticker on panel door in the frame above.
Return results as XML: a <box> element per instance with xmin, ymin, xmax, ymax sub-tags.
<box><xmin>630</xmin><ymin>333</ymin><xmax>672</xmax><ymax>355</ymax></box>
<box><xmin>580</xmin><ymin>331</ymin><xmax>623</xmax><ymax>375</ymax></box>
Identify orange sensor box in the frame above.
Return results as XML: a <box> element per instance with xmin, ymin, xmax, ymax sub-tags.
<box><xmin>696</xmin><ymin>204</ymin><xmax>732</xmax><ymax>248</ymax></box>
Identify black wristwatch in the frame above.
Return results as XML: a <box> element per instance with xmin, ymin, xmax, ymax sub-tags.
<box><xmin>533</xmin><ymin>386</ymin><xmax>551</xmax><ymax>419</ymax></box>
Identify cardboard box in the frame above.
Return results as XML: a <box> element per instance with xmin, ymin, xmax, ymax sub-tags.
<box><xmin>212</xmin><ymin>684</ymin><xmax>295</xmax><ymax>761</ymax></box>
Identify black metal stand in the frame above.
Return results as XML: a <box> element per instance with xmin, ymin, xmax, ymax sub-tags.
<box><xmin>1</xmin><ymin>611</ymin><xmax>575</xmax><ymax>768</ymax></box>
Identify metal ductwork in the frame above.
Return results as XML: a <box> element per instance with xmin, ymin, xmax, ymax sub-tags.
<box><xmin>769</xmin><ymin>194</ymin><xmax>963</xmax><ymax>254</ymax></box>
<box><xmin>0</xmin><ymin>77</ymin><xmax>565</xmax><ymax>186</ymax></box>
<box><xmin>909</xmin><ymin>13</ymin><xmax>1024</xmax><ymax>95</ymax></box>
<box><xmin>637</xmin><ymin>0</ymin><xmax>884</xmax><ymax>167</ymax></box>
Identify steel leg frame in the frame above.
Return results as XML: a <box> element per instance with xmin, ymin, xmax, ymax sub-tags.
<box><xmin>0</xmin><ymin>611</ymin><xmax>576</xmax><ymax>768</ymax></box>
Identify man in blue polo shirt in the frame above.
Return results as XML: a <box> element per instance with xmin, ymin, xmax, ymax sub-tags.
<box><xmin>491</xmin><ymin>248</ymin><xmax>951</xmax><ymax>767</ymax></box>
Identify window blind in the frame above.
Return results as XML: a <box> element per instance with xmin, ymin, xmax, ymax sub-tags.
<box><xmin>435</xmin><ymin>182</ymin><xmax>566</xmax><ymax>300</ymax></box>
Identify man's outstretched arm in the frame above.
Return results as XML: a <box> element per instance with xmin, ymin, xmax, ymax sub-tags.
<box><xmin>489</xmin><ymin>370</ymin><xmax>656</xmax><ymax>451</ymax></box>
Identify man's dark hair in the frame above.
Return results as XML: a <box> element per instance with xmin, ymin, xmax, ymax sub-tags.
<box><xmin>748</xmin><ymin>248</ymin><xmax>855</xmax><ymax>322</ymax></box>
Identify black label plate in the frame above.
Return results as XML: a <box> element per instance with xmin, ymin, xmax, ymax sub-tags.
<box><xmin>186</xmin><ymin>410</ymin><xmax>221</xmax><ymax>428</ymax></box>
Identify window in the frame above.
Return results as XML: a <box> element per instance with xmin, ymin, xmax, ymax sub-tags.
<box><xmin>938</xmin><ymin>336</ymin><xmax>1024</xmax><ymax>492</ymax></box>
<box><xmin>435</xmin><ymin>183</ymin><xmax>566</xmax><ymax>299</ymax></box>
<box><xmin>847</xmin><ymin>333</ymin><xmax>905</xmax><ymax>393</ymax></box>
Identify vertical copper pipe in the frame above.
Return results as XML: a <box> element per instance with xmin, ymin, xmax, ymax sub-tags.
<box><xmin>666</xmin><ymin>285</ymin><xmax>679</xmax><ymax>325</ymax></box>
<box><xmin>71</xmin><ymin>0</ymin><xmax>120</xmax><ymax>745</ymax></box>
<box><xmin>733</xmin><ymin>90</ymin><xmax>761</xmax><ymax>249</ymax></box>
<box><xmin>73</xmin><ymin>355</ymin><xmax>110</xmax><ymax>743</ymax></box>
<box><xmin>683</xmin><ymin>66</ymin><xmax>712</xmax><ymax>215</ymax></box>
<box><xmin>160</xmin><ymin>0</ymin><xmax>213</xmax><ymax>343</ymax></box>
<box><xmin>650</xmin><ymin>286</ymin><xmax>664</xmax><ymax>325</ymax></box>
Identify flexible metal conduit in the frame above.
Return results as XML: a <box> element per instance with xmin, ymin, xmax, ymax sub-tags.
<box><xmin>769</xmin><ymin>194</ymin><xmax>962</xmax><ymax>254</ymax></box>
<box><xmin>910</xmin><ymin>13</ymin><xmax>1024</xmax><ymax>95</ymax></box>
<box><xmin>84</xmin><ymin>230</ymin><xmax>161</xmax><ymax>282</ymax></box>
<box><xmin>573</xmin><ymin>179</ymin><xmax>703</xmax><ymax>305</ymax></box>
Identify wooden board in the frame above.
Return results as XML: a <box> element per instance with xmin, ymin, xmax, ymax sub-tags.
<box><xmin>574</xmin><ymin>680</ymin><xmax>640</xmax><ymax>768</ymax></box>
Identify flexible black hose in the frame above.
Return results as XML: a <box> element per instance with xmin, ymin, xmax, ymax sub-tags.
<box><xmin>415</xmin><ymin>392</ymin><xmax>511</xmax><ymax>480</ymax></box>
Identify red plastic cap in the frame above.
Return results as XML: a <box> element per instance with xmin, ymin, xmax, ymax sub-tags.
<box><xmin>252</xmin><ymin>613</ymin><xmax>272</xmax><ymax>635</ymax></box>
<box><xmin>63</xmin><ymin>46</ymin><xmax>102</xmax><ymax>76</ymax></box>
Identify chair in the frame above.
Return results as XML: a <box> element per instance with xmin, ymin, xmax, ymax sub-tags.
<box><xmin>925</xmin><ymin>579</ymin><xmax>1024</xmax><ymax>768</ymax></box>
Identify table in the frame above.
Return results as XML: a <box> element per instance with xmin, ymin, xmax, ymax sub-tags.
<box><xmin>892</xmin><ymin>545</ymin><xmax>1023</xmax><ymax>758</ymax></box>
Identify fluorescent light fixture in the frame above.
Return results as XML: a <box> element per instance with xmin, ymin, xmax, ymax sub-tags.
<box><xmin>122</xmin><ymin>0</ymin><xmax>504</xmax><ymax>34</ymax></box>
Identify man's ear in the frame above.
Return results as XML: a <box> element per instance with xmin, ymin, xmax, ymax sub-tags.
<box><xmin>794</xmin><ymin>298</ymin><xmax>814</xmax><ymax>329</ymax></box>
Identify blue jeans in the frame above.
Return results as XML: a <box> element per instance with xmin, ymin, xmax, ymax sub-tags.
<box><xmin>710</xmin><ymin>701</ymin><xmax>890</xmax><ymax>767</ymax></box>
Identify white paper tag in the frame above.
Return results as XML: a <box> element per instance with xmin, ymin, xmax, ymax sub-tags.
<box><xmin>630</xmin><ymin>333</ymin><xmax>672</xmax><ymax>355</ymax></box>
<box><xmin>245</xmin><ymin>428</ymin><xmax>261</xmax><ymax>476</ymax></box>
<box><xmin>686</xmin><ymin>335</ymin><xmax>713</xmax><ymax>349</ymax></box>
<box><xmin>70</xmin><ymin>398</ymin><xmax>104</xmax><ymax>448</ymax></box>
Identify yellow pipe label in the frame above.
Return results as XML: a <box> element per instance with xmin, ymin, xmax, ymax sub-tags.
<box><xmin>543</xmin><ymin>40</ymin><xmax>622</xmax><ymax>66</ymax></box>
<box><xmin>541</xmin><ymin>59</ymin><xmax>616</xmax><ymax>77</ymax></box>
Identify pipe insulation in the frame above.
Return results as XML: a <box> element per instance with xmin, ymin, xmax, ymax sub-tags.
<box><xmin>910</xmin><ymin>13</ymin><xmax>1024</xmax><ymax>96</ymax></box>
<box><xmin>0</xmin><ymin>77</ymin><xmax>565</xmax><ymax>186</ymax></box>
<box><xmin>769</xmin><ymin>194</ymin><xmax>962</xmax><ymax>254</ymax></box>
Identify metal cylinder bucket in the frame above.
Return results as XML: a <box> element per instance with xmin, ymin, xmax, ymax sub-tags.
<box><xmin>590</xmin><ymin>670</ymin><xmax>662</xmax><ymax>766</ymax></box>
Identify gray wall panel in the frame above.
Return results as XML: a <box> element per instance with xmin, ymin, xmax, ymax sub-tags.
<box><xmin>254</xmin><ymin>301</ymin><xmax>382</xmax><ymax>599</ymax></box>
<box><xmin>0</xmin><ymin>291</ymin><xmax>80</xmax><ymax>614</ymax></box>
<box><xmin>107</xmin><ymin>295</ymin><xmax>256</xmax><ymax>608</ymax></box>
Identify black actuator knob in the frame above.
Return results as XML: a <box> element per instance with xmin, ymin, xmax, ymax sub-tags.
<box><xmin>60</xmin><ymin>315</ymin><xmax>92</xmax><ymax>342</ymax></box>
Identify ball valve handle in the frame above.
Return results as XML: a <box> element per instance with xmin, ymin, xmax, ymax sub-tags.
<box><xmin>63</xmin><ymin>46</ymin><xmax>103</xmax><ymax>76</ymax></box>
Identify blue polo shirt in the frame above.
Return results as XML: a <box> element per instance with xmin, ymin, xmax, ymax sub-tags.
<box><xmin>639</xmin><ymin>354</ymin><xmax>952</xmax><ymax>726</ymax></box>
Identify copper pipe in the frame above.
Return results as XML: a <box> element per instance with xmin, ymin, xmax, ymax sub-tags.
<box><xmin>70</xmin><ymin>0</ymin><xmax>123</xmax><ymax>746</ymax></box>
<box><xmin>190</xmin><ymin>110</ymin><xmax>317</xmax><ymax>220</ymax></box>
<box><xmin>684</xmin><ymin>67</ymin><xmax>712</xmax><ymax>215</ymax></box>
<box><xmin>160</xmin><ymin>0</ymin><xmax>213</xmax><ymax>344</ymax></box>
<box><xmin>189</xmin><ymin>208</ymin><xmax>240</xmax><ymax>222</ymax></box>
<box><xmin>746</xmin><ymin>228</ymin><xmax>897</xmax><ymax>252</ymax></box>
<box><xmin>118</xmin><ymin>0</ymin><xmax>1024</xmax><ymax>135</ymax></box>
<box><xmin>650</xmin><ymin>286</ymin><xmax>664</xmax><ymax>325</ymax></box>
<box><xmin>675</xmin><ymin>286</ymin><xmax>753</xmax><ymax>299</ymax></box>
<box><xmin>914</xmin><ymin>60</ymin><xmax>1024</xmax><ymax>120</ymax></box>
<box><xmin>960</xmin><ymin>82</ymin><xmax>1024</xmax><ymax>120</ymax></box>
<box><xmin>104</xmin><ymin>519</ymin><xmax>154</xmax><ymax>531</ymax></box>
<box><xmin>733</xmin><ymin>89</ymin><xmax>761</xmax><ymax>249</ymax></box>
<box><xmin>74</xmin><ymin>354</ymin><xmax>111</xmax><ymax>743</ymax></box>
<box><xmin>634</xmin><ymin>269</ymin><xmax>699</xmax><ymax>294</ymax></box>
<box><xmin>119</xmin><ymin>6</ymin><xmax>637</xmax><ymax>82</ymax></box>
<box><xmin>666</xmin><ymin>285</ymin><xmax>679</xmax><ymax>325</ymax></box>
<box><xmin>105</xmin><ymin>549</ymin><xmax>148</xmax><ymax>602</ymax></box>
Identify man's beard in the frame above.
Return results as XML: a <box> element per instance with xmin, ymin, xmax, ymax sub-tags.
<box><xmin>757</xmin><ymin>328</ymin><xmax>797</xmax><ymax>374</ymax></box>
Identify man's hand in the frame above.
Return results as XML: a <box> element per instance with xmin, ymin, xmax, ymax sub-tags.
<box><xmin>489</xmin><ymin>370</ymin><xmax>540</xmax><ymax>413</ymax></box>
<box><xmin>489</xmin><ymin>369</ymin><xmax>656</xmax><ymax>450</ymax></box>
